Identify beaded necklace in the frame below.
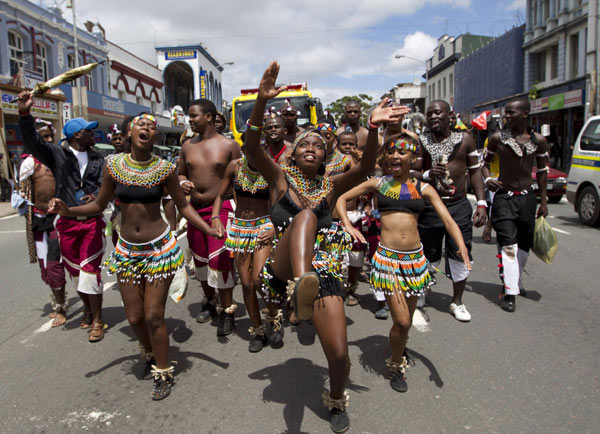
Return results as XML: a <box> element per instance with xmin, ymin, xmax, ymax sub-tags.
<box><xmin>235</xmin><ymin>155</ymin><xmax>269</xmax><ymax>193</ymax></box>
<box><xmin>107</xmin><ymin>153</ymin><xmax>174</xmax><ymax>188</ymax></box>
<box><xmin>499</xmin><ymin>130</ymin><xmax>537</xmax><ymax>157</ymax></box>
<box><xmin>325</xmin><ymin>149</ymin><xmax>351</xmax><ymax>175</ymax></box>
<box><xmin>283</xmin><ymin>165</ymin><xmax>332</xmax><ymax>208</ymax></box>
<box><xmin>419</xmin><ymin>130</ymin><xmax>463</xmax><ymax>164</ymax></box>
<box><xmin>377</xmin><ymin>175</ymin><xmax>421</xmax><ymax>200</ymax></box>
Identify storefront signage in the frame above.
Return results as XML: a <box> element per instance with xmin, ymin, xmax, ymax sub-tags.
<box><xmin>200</xmin><ymin>70</ymin><xmax>207</xmax><ymax>99</ymax></box>
<box><xmin>1</xmin><ymin>92</ymin><xmax>58</xmax><ymax>117</ymax></box>
<box><xmin>102</xmin><ymin>96</ymin><xmax>125</xmax><ymax>114</ymax></box>
<box><xmin>24</xmin><ymin>70</ymin><xmax>44</xmax><ymax>89</ymax></box>
<box><xmin>165</xmin><ymin>50</ymin><xmax>197</xmax><ymax>60</ymax></box>
<box><xmin>530</xmin><ymin>89</ymin><xmax>583</xmax><ymax>114</ymax></box>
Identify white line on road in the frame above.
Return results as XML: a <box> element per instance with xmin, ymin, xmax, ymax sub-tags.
<box><xmin>552</xmin><ymin>227</ymin><xmax>571</xmax><ymax>235</ymax></box>
<box><xmin>0</xmin><ymin>214</ymin><xmax>18</xmax><ymax>220</ymax></box>
<box><xmin>20</xmin><ymin>319</ymin><xmax>55</xmax><ymax>345</ymax></box>
<box><xmin>0</xmin><ymin>230</ymin><xmax>25</xmax><ymax>233</ymax></box>
<box><xmin>413</xmin><ymin>309</ymin><xmax>430</xmax><ymax>332</ymax></box>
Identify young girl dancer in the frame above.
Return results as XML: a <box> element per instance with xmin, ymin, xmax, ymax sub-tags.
<box><xmin>50</xmin><ymin>114</ymin><xmax>219</xmax><ymax>400</ymax></box>
<box><xmin>336</xmin><ymin>133</ymin><xmax>470</xmax><ymax>393</ymax></box>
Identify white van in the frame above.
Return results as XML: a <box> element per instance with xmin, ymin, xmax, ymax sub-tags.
<box><xmin>567</xmin><ymin>115</ymin><xmax>600</xmax><ymax>226</ymax></box>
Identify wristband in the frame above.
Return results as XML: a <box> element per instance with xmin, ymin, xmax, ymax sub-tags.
<box><xmin>246</xmin><ymin>120</ymin><xmax>263</xmax><ymax>132</ymax></box>
<box><xmin>367</xmin><ymin>117</ymin><xmax>380</xmax><ymax>131</ymax></box>
<box><xmin>179</xmin><ymin>179</ymin><xmax>190</xmax><ymax>186</ymax></box>
<box><xmin>423</xmin><ymin>170</ymin><xmax>431</xmax><ymax>181</ymax></box>
<box><xmin>484</xmin><ymin>177</ymin><xmax>492</xmax><ymax>185</ymax></box>
<box><xmin>477</xmin><ymin>200</ymin><xmax>488</xmax><ymax>208</ymax></box>
<box><xmin>210</xmin><ymin>216</ymin><xmax>220</xmax><ymax>221</ymax></box>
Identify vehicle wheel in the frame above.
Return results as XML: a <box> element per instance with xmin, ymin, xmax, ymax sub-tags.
<box><xmin>577</xmin><ymin>186</ymin><xmax>600</xmax><ymax>226</ymax></box>
<box><xmin>548</xmin><ymin>195</ymin><xmax>563</xmax><ymax>204</ymax></box>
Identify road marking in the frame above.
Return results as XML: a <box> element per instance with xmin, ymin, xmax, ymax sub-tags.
<box><xmin>552</xmin><ymin>227</ymin><xmax>571</xmax><ymax>235</ymax></box>
<box><xmin>20</xmin><ymin>319</ymin><xmax>55</xmax><ymax>345</ymax></box>
<box><xmin>413</xmin><ymin>309</ymin><xmax>430</xmax><ymax>332</ymax></box>
<box><xmin>103</xmin><ymin>282</ymin><xmax>117</xmax><ymax>292</ymax></box>
<box><xmin>0</xmin><ymin>214</ymin><xmax>18</xmax><ymax>220</ymax></box>
<box><xmin>0</xmin><ymin>230</ymin><xmax>25</xmax><ymax>234</ymax></box>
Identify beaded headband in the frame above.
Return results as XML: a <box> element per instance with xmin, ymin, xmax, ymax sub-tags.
<box><xmin>387</xmin><ymin>139</ymin><xmax>419</xmax><ymax>154</ymax></box>
<box><xmin>130</xmin><ymin>114</ymin><xmax>157</xmax><ymax>130</ymax></box>
<box><xmin>315</xmin><ymin>123</ymin><xmax>337</xmax><ymax>134</ymax></box>
<box><xmin>293</xmin><ymin>130</ymin><xmax>328</xmax><ymax>150</ymax></box>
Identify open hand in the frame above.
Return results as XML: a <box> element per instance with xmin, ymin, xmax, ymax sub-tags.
<box><xmin>370</xmin><ymin>98</ymin><xmax>411</xmax><ymax>126</ymax></box>
<box><xmin>457</xmin><ymin>245</ymin><xmax>472</xmax><ymax>271</ymax></box>
<box><xmin>48</xmin><ymin>198</ymin><xmax>69</xmax><ymax>216</ymax></box>
<box><xmin>17</xmin><ymin>90</ymin><xmax>34</xmax><ymax>114</ymax></box>
<box><xmin>344</xmin><ymin>224</ymin><xmax>366</xmax><ymax>245</ymax></box>
<box><xmin>258</xmin><ymin>61</ymin><xmax>288</xmax><ymax>101</ymax></box>
<box><xmin>257</xmin><ymin>227</ymin><xmax>275</xmax><ymax>246</ymax></box>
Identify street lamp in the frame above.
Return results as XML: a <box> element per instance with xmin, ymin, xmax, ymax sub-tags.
<box><xmin>395</xmin><ymin>54</ymin><xmax>428</xmax><ymax>104</ymax></box>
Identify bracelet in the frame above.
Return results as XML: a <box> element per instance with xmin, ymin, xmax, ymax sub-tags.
<box><xmin>477</xmin><ymin>200</ymin><xmax>488</xmax><ymax>208</ymax></box>
<box><xmin>484</xmin><ymin>177</ymin><xmax>492</xmax><ymax>185</ymax></box>
<box><xmin>246</xmin><ymin>120</ymin><xmax>263</xmax><ymax>132</ymax></box>
<box><xmin>423</xmin><ymin>170</ymin><xmax>431</xmax><ymax>181</ymax></box>
<box><xmin>210</xmin><ymin>216</ymin><xmax>220</xmax><ymax>221</ymax></box>
<box><xmin>179</xmin><ymin>179</ymin><xmax>190</xmax><ymax>186</ymax></box>
<box><xmin>367</xmin><ymin>117</ymin><xmax>380</xmax><ymax>131</ymax></box>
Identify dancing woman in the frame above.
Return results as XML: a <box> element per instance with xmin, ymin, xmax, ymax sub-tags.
<box><xmin>243</xmin><ymin>61</ymin><xmax>406</xmax><ymax>433</ymax></box>
<box><xmin>336</xmin><ymin>133</ymin><xmax>470</xmax><ymax>393</ymax></box>
<box><xmin>212</xmin><ymin>152</ymin><xmax>275</xmax><ymax>353</ymax></box>
<box><xmin>50</xmin><ymin>114</ymin><xmax>219</xmax><ymax>401</ymax></box>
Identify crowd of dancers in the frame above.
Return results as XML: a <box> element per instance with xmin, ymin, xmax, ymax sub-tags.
<box><xmin>14</xmin><ymin>61</ymin><xmax>548</xmax><ymax>433</ymax></box>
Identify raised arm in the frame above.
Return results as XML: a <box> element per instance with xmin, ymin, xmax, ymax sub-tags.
<box><xmin>422</xmin><ymin>184</ymin><xmax>471</xmax><ymax>270</ymax></box>
<box><xmin>332</xmin><ymin>99</ymin><xmax>410</xmax><ymax>196</ymax></box>
<box><xmin>533</xmin><ymin>132</ymin><xmax>549</xmax><ymax>218</ymax></box>
<box><xmin>211</xmin><ymin>159</ymin><xmax>237</xmax><ymax>238</ymax></box>
<box><xmin>49</xmin><ymin>164</ymin><xmax>114</xmax><ymax>216</ymax></box>
<box><xmin>17</xmin><ymin>91</ymin><xmax>55</xmax><ymax>167</ymax></box>
<box><xmin>335</xmin><ymin>178</ymin><xmax>378</xmax><ymax>244</ymax></box>
<box><xmin>166</xmin><ymin>170</ymin><xmax>219</xmax><ymax>238</ymax></box>
<box><xmin>243</xmin><ymin>61</ymin><xmax>288</xmax><ymax>193</ymax></box>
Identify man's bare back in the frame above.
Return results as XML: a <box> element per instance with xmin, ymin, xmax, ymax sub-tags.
<box><xmin>179</xmin><ymin>134</ymin><xmax>241</xmax><ymax>206</ymax></box>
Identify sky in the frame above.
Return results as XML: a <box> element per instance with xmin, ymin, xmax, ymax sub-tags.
<box><xmin>47</xmin><ymin>0</ymin><xmax>526</xmax><ymax>106</ymax></box>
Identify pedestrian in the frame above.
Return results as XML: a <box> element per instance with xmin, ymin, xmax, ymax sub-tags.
<box><xmin>280</xmin><ymin>99</ymin><xmax>304</xmax><ymax>144</ymax></box>
<box><xmin>413</xmin><ymin>100</ymin><xmax>487</xmax><ymax>322</ymax></box>
<box><xmin>263</xmin><ymin>113</ymin><xmax>292</xmax><ymax>165</ymax></box>
<box><xmin>17</xmin><ymin>119</ymin><xmax>67</xmax><ymax>327</ymax></box>
<box><xmin>243</xmin><ymin>61</ymin><xmax>406</xmax><ymax>433</ymax></box>
<box><xmin>336</xmin><ymin>133</ymin><xmax>470</xmax><ymax>393</ymax></box>
<box><xmin>341</xmin><ymin>100</ymin><xmax>369</xmax><ymax>152</ymax></box>
<box><xmin>178</xmin><ymin>99</ymin><xmax>241</xmax><ymax>335</ymax></box>
<box><xmin>49</xmin><ymin>113</ymin><xmax>219</xmax><ymax>400</ymax></box>
<box><xmin>18</xmin><ymin>90</ymin><xmax>106</xmax><ymax>342</ymax></box>
<box><xmin>482</xmin><ymin>99</ymin><xmax>549</xmax><ymax>312</ymax></box>
<box><xmin>211</xmin><ymin>151</ymin><xmax>276</xmax><ymax>352</ymax></box>
<box><xmin>315</xmin><ymin>118</ymin><xmax>351</xmax><ymax>176</ymax></box>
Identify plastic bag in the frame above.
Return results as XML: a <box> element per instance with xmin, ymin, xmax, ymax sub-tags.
<box><xmin>168</xmin><ymin>266</ymin><xmax>189</xmax><ymax>303</ymax></box>
<box><xmin>532</xmin><ymin>217</ymin><xmax>558</xmax><ymax>264</ymax></box>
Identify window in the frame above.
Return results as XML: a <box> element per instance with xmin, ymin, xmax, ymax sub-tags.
<box><xmin>543</xmin><ymin>0</ymin><xmax>549</xmax><ymax>21</ymax></box>
<box><xmin>118</xmin><ymin>90</ymin><xmax>126</xmax><ymax>101</ymax></box>
<box><xmin>549</xmin><ymin>45</ymin><xmax>558</xmax><ymax>79</ymax></box>
<box><xmin>437</xmin><ymin>80</ymin><xmax>441</xmax><ymax>99</ymax></box>
<box><xmin>442</xmin><ymin>77</ymin><xmax>447</xmax><ymax>98</ymax></box>
<box><xmin>136</xmin><ymin>96</ymin><xmax>144</xmax><ymax>106</ymax></box>
<box><xmin>449</xmin><ymin>73</ymin><xmax>454</xmax><ymax>95</ymax></box>
<box><xmin>35</xmin><ymin>42</ymin><xmax>49</xmax><ymax>81</ymax></box>
<box><xmin>86</xmin><ymin>71</ymin><xmax>94</xmax><ymax>92</ymax></box>
<box><xmin>569</xmin><ymin>33</ymin><xmax>579</xmax><ymax>78</ymax></box>
<box><xmin>431</xmin><ymin>83</ymin><xmax>436</xmax><ymax>100</ymax></box>
<box><xmin>67</xmin><ymin>54</ymin><xmax>77</xmax><ymax>86</ymax></box>
<box><xmin>579</xmin><ymin>120</ymin><xmax>600</xmax><ymax>152</ymax></box>
<box><xmin>8</xmin><ymin>31</ymin><xmax>24</xmax><ymax>76</ymax></box>
<box><xmin>438</xmin><ymin>44</ymin><xmax>445</xmax><ymax>61</ymax></box>
<box><xmin>534</xmin><ymin>50</ymin><xmax>546</xmax><ymax>82</ymax></box>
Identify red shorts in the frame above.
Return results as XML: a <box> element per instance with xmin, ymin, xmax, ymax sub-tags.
<box><xmin>32</xmin><ymin>212</ymin><xmax>66</xmax><ymax>289</ymax></box>
<box><xmin>188</xmin><ymin>200</ymin><xmax>234</xmax><ymax>277</ymax></box>
<box><xmin>56</xmin><ymin>216</ymin><xmax>105</xmax><ymax>294</ymax></box>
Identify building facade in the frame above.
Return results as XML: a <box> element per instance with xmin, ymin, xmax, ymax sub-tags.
<box><xmin>425</xmin><ymin>33</ymin><xmax>495</xmax><ymax>108</ymax></box>
<box><xmin>523</xmin><ymin>0</ymin><xmax>597</xmax><ymax>169</ymax></box>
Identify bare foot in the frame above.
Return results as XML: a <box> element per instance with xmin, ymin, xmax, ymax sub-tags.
<box><xmin>49</xmin><ymin>311</ymin><xmax>57</xmax><ymax>319</ymax></box>
<box><xmin>52</xmin><ymin>312</ymin><xmax>66</xmax><ymax>327</ymax></box>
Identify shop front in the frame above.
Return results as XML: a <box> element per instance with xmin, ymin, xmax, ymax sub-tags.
<box><xmin>530</xmin><ymin>84</ymin><xmax>586</xmax><ymax>172</ymax></box>
<box><xmin>0</xmin><ymin>83</ymin><xmax>65</xmax><ymax>185</ymax></box>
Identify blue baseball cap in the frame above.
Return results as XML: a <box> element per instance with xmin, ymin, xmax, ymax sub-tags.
<box><xmin>63</xmin><ymin>118</ymin><xmax>98</xmax><ymax>139</ymax></box>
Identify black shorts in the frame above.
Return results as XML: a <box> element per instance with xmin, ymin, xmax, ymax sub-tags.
<box><xmin>418</xmin><ymin>196</ymin><xmax>473</xmax><ymax>264</ymax></box>
<box><xmin>491</xmin><ymin>191</ymin><xmax>536</xmax><ymax>251</ymax></box>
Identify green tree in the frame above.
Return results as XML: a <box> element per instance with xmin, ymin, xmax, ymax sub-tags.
<box><xmin>325</xmin><ymin>94</ymin><xmax>373</xmax><ymax>126</ymax></box>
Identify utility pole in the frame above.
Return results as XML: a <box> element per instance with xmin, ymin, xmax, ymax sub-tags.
<box><xmin>67</xmin><ymin>0</ymin><xmax>82</xmax><ymax>117</ymax></box>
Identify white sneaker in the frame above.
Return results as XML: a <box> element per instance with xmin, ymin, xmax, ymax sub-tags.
<box><xmin>449</xmin><ymin>303</ymin><xmax>471</xmax><ymax>322</ymax></box>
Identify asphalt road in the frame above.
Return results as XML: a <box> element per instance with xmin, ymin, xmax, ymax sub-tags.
<box><xmin>0</xmin><ymin>199</ymin><xmax>598</xmax><ymax>434</ymax></box>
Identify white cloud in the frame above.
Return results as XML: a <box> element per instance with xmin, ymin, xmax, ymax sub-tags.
<box><xmin>49</xmin><ymin>0</ymin><xmax>470</xmax><ymax>103</ymax></box>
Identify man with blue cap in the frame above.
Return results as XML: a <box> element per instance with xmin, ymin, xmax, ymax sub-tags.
<box><xmin>17</xmin><ymin>90</ymin><xmax>107</xmax><ymax>342</ymax></box>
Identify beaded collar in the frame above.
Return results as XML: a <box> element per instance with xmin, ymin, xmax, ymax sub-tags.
<box><xmin>325</xmin><ymin>149</ymin><xmax>351</xmax><ymax>176</ymax></box>
<box><xmin>377</xmin><ymin>176</ymin><xmax>421</xmax><ymax>200</ymax></box>
<box><xmin>499</xmin><ymin>130</ymin><xmax>537</xmax><ymax>157</ymax></box>
<box><xmin>235</xmin><ymin>155</ymin><xmax>269</xmax><ymax>193</ymax></box>
<box><xmin>283</xmin><ymin>165</ymin><xmax>332</xmax><ymax>209</ymax></box>
<box><xmin>106</xmin><ymin>153</ymin><xmax>175</xmax><ymax>188</ymax></box>
<box><xmin>419</xmin><ymin>130</ymin><xmax>463</xmax><ymax>164</ymax></box>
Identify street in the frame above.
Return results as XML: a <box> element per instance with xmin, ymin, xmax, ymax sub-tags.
<box><xmin>0</xmin><ymin>199</ymin><xmax>598</xmax><ymax>434</ymax></box>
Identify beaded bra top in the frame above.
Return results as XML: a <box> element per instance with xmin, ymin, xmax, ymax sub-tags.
<box><xmin>419</xmin><ymin>130</ymin><xmax>463</xmax><ymax>164</ymax></box>
<box><xmin>106</xmin><ymin>153</ymin><xmax>175</xmax><ymax>204</ymax></box>
<box><xmin>234</xmin><ymin>155</ymin><xmax>270</xmax><ymax>200</ymax></box>
<box><xmin>376</xmin><ymin>176</ymin><xmax>425</xmax><ymax>215</ymax></box>
<box><xmin>499</xmin><ymin>130</ymin><xmax>537</xmax><ymax>157</ymax></box>
<box><xmin>325</xmin><ymin>149</ymin><xmax>351</xmax><ymax>176</ymax></box>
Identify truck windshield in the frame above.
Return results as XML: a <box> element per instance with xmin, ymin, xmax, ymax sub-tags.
<box><xmin>234</xmin><ymin>96</ymin><xmax>311</xmax><ymax>133</ymax></box>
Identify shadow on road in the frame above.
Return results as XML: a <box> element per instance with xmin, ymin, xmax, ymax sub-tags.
<box><xmin>84</xmin><ymin>344</ymin><xmax>229</xmax><ymax>379</ymax></box>
<box><xmin>348</xmin><ymin>335</ymin><xmax>444</xmax><ymax>388</ymax></box>
<box><xmin>554</xmin><ymin>214</ymin><xmax>599</xmax><ymax>229</ymax></box>
<box><xmin>248</xmin><ymin>357</ymin><xmax>368</xmax><ymax>434</ymax></box>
